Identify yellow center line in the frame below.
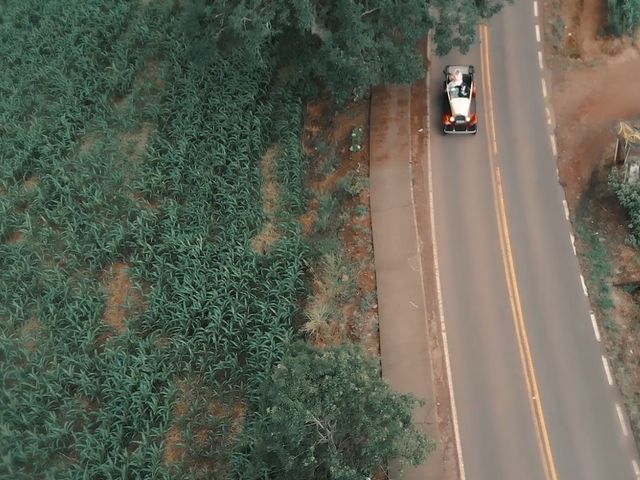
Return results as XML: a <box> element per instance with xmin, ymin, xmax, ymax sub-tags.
<box><xmin>479</xmin><ymin>24</ymin><xmax>559</xmax><ymax>480</ymax></box>
<box><xmin>480</xmin><ymin>25</ymin><xmax>498</xmax><ymax>155</ymax></box>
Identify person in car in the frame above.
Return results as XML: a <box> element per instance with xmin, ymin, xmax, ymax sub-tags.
<box><xmin>448</xmin><ymin>68</ymin><xmax>463</xmax><ymax>87</ymax></box>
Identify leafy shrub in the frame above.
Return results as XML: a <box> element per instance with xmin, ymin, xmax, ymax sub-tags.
<box><xmin>231</xmin><ymin>342</ymin><xmax>432</xmax><ymax>479</ymax></box>
<box><xmin>609</xmin><ymin>168</ymin><xmax>640</xmax><ymax>246</ymax></box>
<box><xmin>338</xmin><ymin>171</ymin><xmax>369</xmax><ymax>197</ymax></box>
<box><xmin>607</xmin><ymin>0</ymin><xmax>640</xmax><ymax>35</ymax></box>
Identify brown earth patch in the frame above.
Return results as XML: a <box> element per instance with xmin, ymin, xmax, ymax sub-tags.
<box><xmin>78</xmin><ymin>395</ymin><xmax>100</xmax><ymax>412</ymax></box>
<box><xmin>120</xmin><ymin>123</ymin><xmax>154</xmax><ymax>162</ymax></box>
<box><xmin>251</xmin><ymin>146</ymin><xmax>282</xmax><ymax>254</ymax></box>
<box><xmin>251</xmin><ymin>221</ymin><xmax>280</xmax><ymax>255</ymax></box>
<box><xmin>129</xmin><ymin>191</ymin><xmax>160</xmax><ymax>209</ymax></box>
<box><xmin>136</xmin><ymin>59</ymin><xmax>165</xmax><ymax>90</ymax></box>
<box><xmin>298</xmin><ymin>204</ymin><xmax>318</xmax><ymax>235</ymax></box>
<box><xmin>112</xmin><ymin>95</ymin><xmax>128</xmax><ymax>110</ymax></box>
<box><xmin>23</xmin><ymin>176</ymin><xmax>38</xmax><ymax>191</ymax></box>
<box><xmin>164</xmin><ymin>378</ymin><xmax>246</xmax><ymax>476</ymax></box>
<box><xmin>20</xmin><ymin>318</ymin><xmax>40</xmax><ymax>351</ymax></box>
<box><xmin>77</xmin><ymin>132</ymin><xmax>102</xmax><ymax>156</ymax></box>
<box><xmin>163</xmin><ymin>425</ymin><xmax>185</xmax><ymax>466</ymax></box>
<box><xmin>154</xmin><ymin>336</ymin><xmax>171</xmax><ymax>349</ymax></box>
<box><xmin>112</xmin><ymin>59</ymin><xmax>165</xmax><ymax>110</ymax></box>
<box><xmin>546</xmin><ymin>0</ymin><xmax>640</xmax><ymax>208</ymax></box>
<box><xmin>552</xmin><ymin>59</ymin><xmax>640</xmax><ymax>208</ymax></box>
<box><xmin>6</xmin><ymin>230</ymin><xmax>24</xmax><ymax>244</ymax></box>
<box><xmin>102</xmin><ymin>263</ymin><xmax>144</xmax><ymax>335</ymax></box>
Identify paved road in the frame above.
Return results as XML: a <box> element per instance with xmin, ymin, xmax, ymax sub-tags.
<box><xmin>428</xmin><ymin>2</ymin><xmax>640</xmax><ymax>479</ymax></box>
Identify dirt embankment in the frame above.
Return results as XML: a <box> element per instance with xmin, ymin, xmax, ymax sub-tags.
<box><xmin>545</xmin><ymin>0</ymin><xmax>640</xmax><ymax>207</ymax></box>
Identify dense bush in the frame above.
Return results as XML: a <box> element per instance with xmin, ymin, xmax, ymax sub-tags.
<box><xmin>232</xmin><ymin>342</ymin><xmax>432</xmax><ymax>479</ymax></box>
<box><xmin>610</xmin><ymin>169</ymin><xmax>640</xmax><ymax>245</ymax></box>
<box><xmin>607</xmin><ymin>0</ymin><xmax>640</xmax><ymax>35</ymax></box>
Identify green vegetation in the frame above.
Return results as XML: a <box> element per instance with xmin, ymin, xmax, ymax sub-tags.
<box><xmin>610</xmin><ymin>170</ymin><xmax>640</xmax><ymax>246</ymax></box>
<box><xmin>0</xmin><ymin>0</ymin><xmax>506</xmax><ymax>477</ymax></box>
<box><xmin>551</xmin><ymin>15</ymin><xmax>566</xmax><ymax>53</ymax></box>
<box><xmin>576</xmin><ymin>224</ymin><xmax>615</xmax><ymax>314</ymax></box>
<box><xmin>433</xmin><ymin>0</ymin><xmax>510</xmax><ymax>55</ymax></box>
<box><xmin>608</xmin><ymin>170</ymin><xmax>640</xmax><ymax>442</ymax></box>
<box><xmin>606</xmin><ymin>0</ymin><xmax>640</xmax><ymax>35</ymax></box>
<box><xmin>195</xmin><ymin>0</ymin><xmax>510</xmax><ymax>100</ymax></box>
<box><xmin>234</xmin><ymin>342</ymin><xmax>432</xmax><ymax>479</ymax></box>
<box><xmin>350</xmin><ymin>127</ymin><xmax>364</xmax><ymax>153</ymax></box>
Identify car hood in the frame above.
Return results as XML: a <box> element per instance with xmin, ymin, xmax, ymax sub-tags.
<box><xmin>450</xmin><ymin>97</ymin><xmax>471</xmax><ymax>117</ymax></box>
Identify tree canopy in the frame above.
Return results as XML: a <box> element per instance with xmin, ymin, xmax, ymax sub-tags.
<box><xmin>231</xmin><ymin>342</ymin><xmax>433</xmax><ymax>479</ymax></box>
<box><xmin>186</xmin><ymin>0</ymin><xmax>510</xmax><ymax>101</ymax></box>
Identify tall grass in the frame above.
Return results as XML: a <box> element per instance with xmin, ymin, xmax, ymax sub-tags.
<box><xmin>0</xmin><ymin>1</ymin><xmax>309</xmax><ymax>477</ymax></box>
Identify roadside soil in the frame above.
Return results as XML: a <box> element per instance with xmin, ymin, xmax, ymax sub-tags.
<box><xmin>300</xmin><ymin>96</ymin><xmax>380</xmax><ymax>356</ymax></box>
<box><xmin>544</xmin><ymin>0</ymin><xmax>640</xmax><ymax>443</ymax></box>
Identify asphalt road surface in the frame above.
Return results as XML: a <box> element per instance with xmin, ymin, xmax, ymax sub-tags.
<box><xmin>428</xmin><ymin>3</ymin><xmax>640</xmax><ymax>479</ymax></box>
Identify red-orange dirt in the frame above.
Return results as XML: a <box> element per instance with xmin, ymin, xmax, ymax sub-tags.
<box><xmin>163</xmin><ymin>378</ymin><xmax>246</xmax><ymax>476</ymax></box>
<box><xmin>546</xmin><ymin>0</ymin><xmax>640</xmax><ymax>208</ymax></box>
<box><xmin>300</xmin><ymin>97</ymin><xmax>379</xmax><ymax>355</ymax></box>
<box><xmin>102</xmin><ymin>263</ymin><xmax>143</xmax><ymax>335</ymax></box>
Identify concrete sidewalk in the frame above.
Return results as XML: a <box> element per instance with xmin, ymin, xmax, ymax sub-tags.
<box><xmin>369</xmin><ymin>81</ymin><xmax>448</xmax><ymax>479</ymax></box>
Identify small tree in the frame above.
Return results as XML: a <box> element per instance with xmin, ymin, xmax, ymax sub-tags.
<box><xmin>231</xmin><ymin>342</ymin><xmax>432</xmax><ymax>479</ymax></box>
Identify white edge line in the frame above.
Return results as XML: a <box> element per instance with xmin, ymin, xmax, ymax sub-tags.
<box><xmin>580</xmin><ymin>274</ymin><xmax>588</xmax><ymax>296</ymax></box>
<box><xmin>601</xmin><ymin>356</ymin><xmax>613</xmax><ymax>385</ymax></box>
<box><xmin>590</xmin><ymin>312</ymin><xmax>601</xmax><ymax>342</ymax></box>
<box><xmin>632</xmin><ymin>459</ymin><xmax>639</xmax><ymax>476</ymax></box>
<box><xmin>535</xmin><ymin>24</ymin><xmax>541</xmax><ymax>42</ymax></box>
<box><xmin>425</xmin><ymin>40</ymin><xmax>467</xmax><ymax>480</ymax></box>
<box><xmin>616</xmin><ymin>402</ymin><xmax>629</xmax><ymax>436</ymax></box>
<box><xmin>569</xmin><ymin>232</ymin><xmax>576</xmax><ymax>255</ymax></box>
<box><xmin>550</xmin><ymin>135</ymin><xmax>557</xmax><ymax>156</ymax></box>
<box><xmin>538</xmin><ymin>51</ymin><xmax>544</xmax><ymax>69</ymax></box>
<box><xmin>541</xmin><ymin>77</ymin><xmax>547</xmax><ymax>97</ymax></box>
<box><xmin>562</xmin><ymin>199</ymin><xmax>570</xmax><ymax>220</ymax></box>
<box><xmin>534</xmin><ymin>0</ymin><xmax>539</xmax><ymax>16</ymax></box>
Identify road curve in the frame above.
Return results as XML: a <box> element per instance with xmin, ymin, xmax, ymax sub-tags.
<box><xmin>427</xmin><ymin>2</ymin><xmax>640</xmax><ymax>479</ymax></box>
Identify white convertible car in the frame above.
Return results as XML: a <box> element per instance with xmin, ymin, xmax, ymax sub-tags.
<box><xmin>442</xmin><ymin>65</ymin><xmax>478</xmax><ymax>135</ymax></box>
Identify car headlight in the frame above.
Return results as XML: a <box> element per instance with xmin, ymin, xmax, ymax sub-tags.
<box><xmin>449</xmin><ymin>116</ymin><xmax>455</xmax><ymax>122</ymax></box>
<box><xmin>465</xmin><ymin>116</ymin><xmax>471</xmax><ymax>122</ymax></box>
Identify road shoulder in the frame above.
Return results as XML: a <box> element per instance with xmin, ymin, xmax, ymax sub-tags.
<box><xmin>370</xmin><ymin>71</ymin><xmax>454</xmax><ymax>478</ymax></box>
